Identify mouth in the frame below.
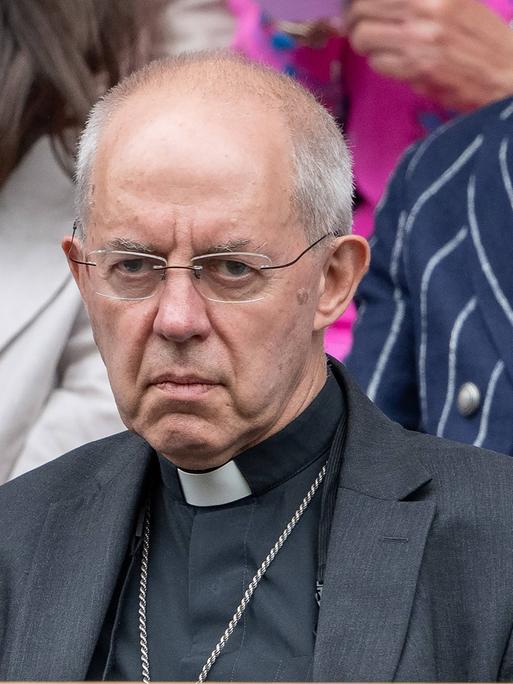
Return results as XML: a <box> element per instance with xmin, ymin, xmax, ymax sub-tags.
<box><xmin>151</xmin><ymin>374</ymin><xmax>220</xmax><ymax>399</ymax></box>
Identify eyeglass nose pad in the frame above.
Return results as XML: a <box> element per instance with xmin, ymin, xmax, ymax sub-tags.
<box><xmin>156</xmin><ymin>265</ymin><xmax>206</xmax><ymax>303</ymax></box>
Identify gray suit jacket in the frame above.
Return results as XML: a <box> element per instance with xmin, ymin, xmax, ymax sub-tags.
<box><xmin>2</xmin><ymin>362</ymin><xmax>513</xmax><ymax>681</ymax></box>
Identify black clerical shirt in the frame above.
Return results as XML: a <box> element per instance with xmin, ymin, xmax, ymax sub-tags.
<box><xmin>89</xmin><ymin>372</ymin><xmax>344</xmax><ymax>681</ymax></box>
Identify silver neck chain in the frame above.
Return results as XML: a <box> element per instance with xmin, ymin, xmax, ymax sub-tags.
<box><xmin>137</xmin><ymin>460</ymin><xmax>327</xmax><ymax>684</ymax></box>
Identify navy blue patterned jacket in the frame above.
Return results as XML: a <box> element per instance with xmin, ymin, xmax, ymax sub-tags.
<box><xmin>347</xmin><ymin>96</ymin><xmax>513</xmax><ymax>454</ymax></box>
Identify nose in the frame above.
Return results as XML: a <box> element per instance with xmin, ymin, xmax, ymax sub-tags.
<box><xmin>152</xmin><ymin>269</ymin><xmax>211</xmax><ymax>343</ymax></box>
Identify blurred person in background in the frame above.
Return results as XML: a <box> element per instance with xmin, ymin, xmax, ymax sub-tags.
<box><xmin>229</xmin><ymin>0</ymin><xmax>513</xmax><ymax>358</ymax></box>
<box><xmin>0</xmin><ymin>0</ymin><xmax>168</xmax><ymax>482</ymax></box>
<box><xmin>347</xmin><ymin>94</ymin><xmax>513</xmax><ymax>455</ymax></box>
<box><xmin>164</xmin><ymin>0</ymin><xmax>235</xmax><ymax>54</ymax></box>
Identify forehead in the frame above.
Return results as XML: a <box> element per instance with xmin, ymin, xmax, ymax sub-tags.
<box><xmin>87</xmin><ymin>90</ymin><xmax>297</xmax><ymax>247</ymax></box>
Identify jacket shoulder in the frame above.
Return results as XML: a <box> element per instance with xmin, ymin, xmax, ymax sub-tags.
<box><xmin>336</xmin><ymin>360</ymin><xmax>513</xmax><ymax>508</ymax></box>
<box><xmin>0</xmin><ymin>430</ymin><xmax>149</xmax><ymax>513</ymax></box>
<box><xmin>399</xmin><ymin>427</ymin><xmax>513</xmax><ymax>513</ymax></box>
<box><xmin>403</xmin><ymin>425</ymin><xmax>513</xmax><ymax>474</ymax></box>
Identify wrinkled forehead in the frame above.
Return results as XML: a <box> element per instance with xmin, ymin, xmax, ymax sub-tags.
<box><xmin>86</xmin><ymin>88</ymin><xmax>298</xmax><ymax>247</ymax></box>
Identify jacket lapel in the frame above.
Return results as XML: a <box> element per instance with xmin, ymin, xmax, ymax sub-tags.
<box><xmin>314</xmin><ymin>364</ymin><xmax>434</xmax><ymax>681</ymax></box>
<box><xmin>314</xmin><ymin>491</ymin><xmax>434</xmax><ymax>681</ymax></box>
<box><xmin>5</xmin><ymin>441</ymin><xmax>152</xmax><ymax>680</ymax></box>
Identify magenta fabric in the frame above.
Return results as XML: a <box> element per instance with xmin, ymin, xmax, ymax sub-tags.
<box><xmin>229</xmin><ymin>0</ymin><xmax>513</xmax><ymax>358</ymax></box>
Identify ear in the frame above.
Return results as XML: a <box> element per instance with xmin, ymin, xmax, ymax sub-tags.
<box><xmin>313</xmin><ymin>235</ymin><xmax>370</xmax><ymax>331</ymax></box>
<box><xmin>61</xmin><ymin>235</ymin><xmax>88</xmax><ymax>299</ymax></box>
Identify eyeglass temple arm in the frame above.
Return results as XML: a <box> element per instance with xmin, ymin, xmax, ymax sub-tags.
<box><xmin>66</xmin><ymin>223</ymin><xmax>340</xmax><ymax>270</ymax></box>
<box><xmin>66</xmin><ymin>220</ymin><xmax>97</xmax><ymax>266</ymax></box>
<box><xmin>260</xmin><ymin>233</ymin><xmax>331</xmax><ymax>271</ymax></box>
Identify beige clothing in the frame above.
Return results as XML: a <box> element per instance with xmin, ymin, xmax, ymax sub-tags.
<box><xmin>0</xmin><ymin>138</ymin><xmax>124</xmax><ymax>482</ymax></box>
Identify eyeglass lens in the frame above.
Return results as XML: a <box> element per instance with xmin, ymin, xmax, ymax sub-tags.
<box><xmin>89</xmin><ymin>250</ymin><xmax>273</xmax><ymax>302</ymax></box>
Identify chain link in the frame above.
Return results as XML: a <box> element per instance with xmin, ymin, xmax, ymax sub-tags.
<box><xmin>138</xmin><ymin>460</ymin><xmax>327</xmax><ymax>684</ymax></box>
<box><xmin>139</xmin><ymin>504</ymin><xmax>152</xmax><ymax>684</ymax></box>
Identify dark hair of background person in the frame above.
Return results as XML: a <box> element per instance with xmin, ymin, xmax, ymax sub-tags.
<box><xmin>0</xmin><ymin>0</ymin><xmax>168</xmax><ymax>189</ymax></box>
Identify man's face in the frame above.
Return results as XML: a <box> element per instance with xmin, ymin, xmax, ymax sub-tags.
<box><xmin>71</xmin><ymin>92</ymin><xmax>331</xmax><ymax>470</ymax></box>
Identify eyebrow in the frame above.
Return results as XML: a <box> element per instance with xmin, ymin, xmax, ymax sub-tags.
<box><xmin>103</xmin><ymin>237</ymin><xmax>267</xmax><ymax>256</ymax></box>
<box><xmin>204</xmin><ymin>239</ymin><xmax>264</xmax><ymax>254</ymax></box>
<box><xmin>104</xmin><ymin>238</ymin><xmax>160</xmax><ymax>253</ymax></box>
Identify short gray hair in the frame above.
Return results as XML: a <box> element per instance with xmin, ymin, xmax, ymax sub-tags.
<box><xmin>75</xmin><ymin>51</ymin><xmax>353</xmax><ymax>241</ymax></box>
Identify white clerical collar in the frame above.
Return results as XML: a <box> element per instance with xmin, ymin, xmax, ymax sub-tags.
<box><xmin>177</xmin><ymin>460</ymin><xmax>252</xmax><ymax>506</ymax></box>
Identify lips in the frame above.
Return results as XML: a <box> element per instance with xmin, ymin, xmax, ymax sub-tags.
<box><xmin>151</xmin><ymin>373</ymin><xmax>220</xmax><ymax>399</ymax></box>
<box><xmin>151</xmin><ymin>373</ymin><xmax>218</xmax><ymax>386</ymax></box>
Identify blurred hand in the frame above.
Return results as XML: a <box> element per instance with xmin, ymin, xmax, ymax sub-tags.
<box><xmin>346</xmin><ymin>0</ymin><xmax>513</xmax><ymax>110</ymax></box>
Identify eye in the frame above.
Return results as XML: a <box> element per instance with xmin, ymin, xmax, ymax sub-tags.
<box><xmin>106</xmin><ymin>254</ymin><xmax>160</xmax><ymax>276</ymax></box>
<box><xmin>117</xmin><ymin>257</ymin><xmax>146</xmax><ymax>274</ymax></box>
<box><xmin>190</xmin><ymin>252</ymin><xmax>271</xmax><ymax>288</ymax></box>
<box><xmin>98</xmin><ymin>252</ymin><xmax>165</xmax><ymax>281</ymax></box>
<box><xmin>219</xmin><ymin>259</ymin><xmax>253</xmax><ymax>278</ymax></box>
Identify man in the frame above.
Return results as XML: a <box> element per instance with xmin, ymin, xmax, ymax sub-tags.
<box><xmin>347</xmin><ymin>95</ymin><xmax>513</xmax><ymax>455</ymax></box>
<box><xmin>2</xmin><ymin>53</ymin><xmax>513</xmax><ymax>682</ymax></box>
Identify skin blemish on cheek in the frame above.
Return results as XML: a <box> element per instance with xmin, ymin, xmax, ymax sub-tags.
<box><xmin>296</xmin><ymin>288</ymin><xmax>309</xmax><ymax>305</ymax></box>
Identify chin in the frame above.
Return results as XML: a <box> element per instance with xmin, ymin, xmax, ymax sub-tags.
<box><xmin>159</xmin><ymin>451</ymin><xmax>232</xmax><ymax>472</ymax></box>
<box><xmin>138</xmin><ymin>414</ymin><xmax>235</xmax><ymax>468</ymax></box>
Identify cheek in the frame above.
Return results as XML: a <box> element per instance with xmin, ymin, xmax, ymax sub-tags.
<box><xmin>88</xmin><ymin>300</ymin><xmax>154</xmax><ymax>388</ymax></box>
<box><xmin>219</xmin><ymin>292</ymin><xmax>314</xmax><ymax>401</ymax></box>
<box><xmin>296</xmin><ymin>288</ymin><xmax>310</xmax><ymax>305</ymax></box>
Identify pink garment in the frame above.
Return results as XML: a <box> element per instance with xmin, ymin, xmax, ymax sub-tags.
<box><xmin>327</xmin><ymin>50</ymin><xmax>450</xmax><ymax>359</ymax></box>
<box><xmin>229</xmin><ymin>0</ymin><xmax>513</xmax><ymax>359</ymax></box>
